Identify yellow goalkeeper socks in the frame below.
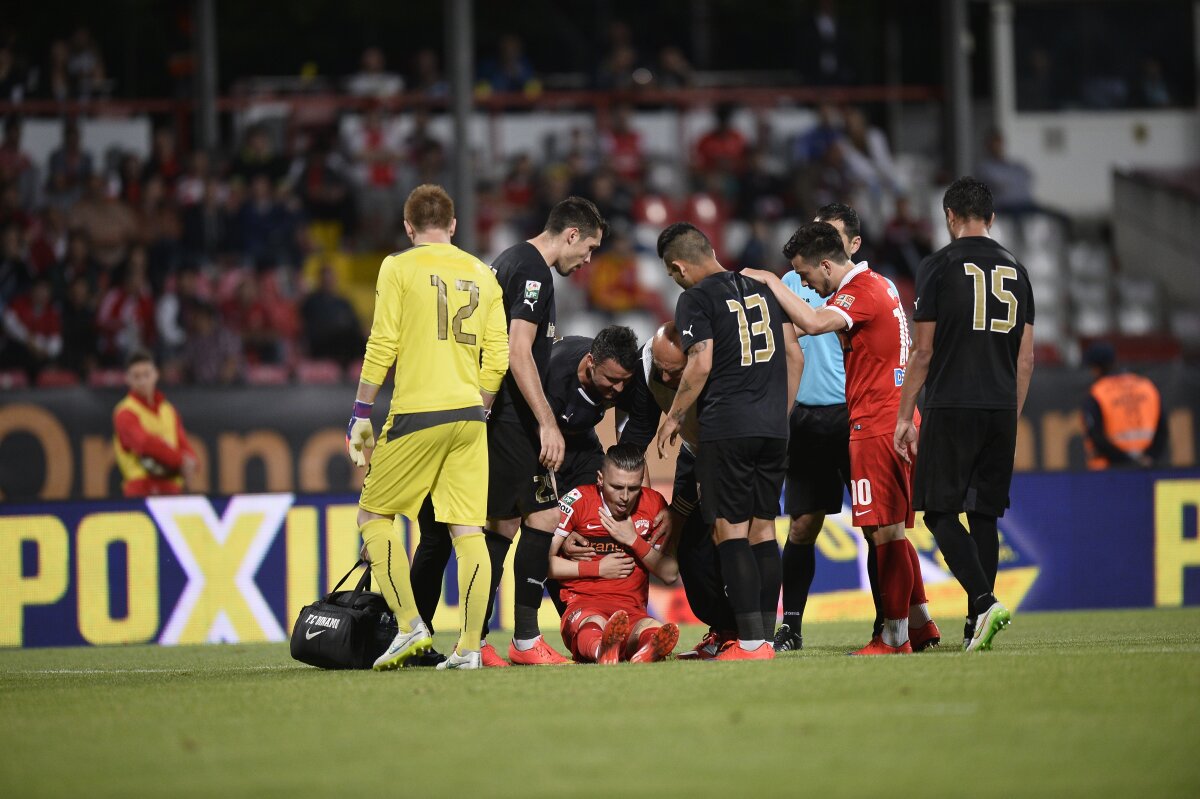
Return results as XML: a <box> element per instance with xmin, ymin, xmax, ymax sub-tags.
<box><xmin>360</xmin><ymin>518</ymin><xmax>421</xmax><ymax>632</ymax></box>
<box><xmin>451</xmin><ymin>532</ymin><xmax>491</xmax><ymax>656</ymax></box>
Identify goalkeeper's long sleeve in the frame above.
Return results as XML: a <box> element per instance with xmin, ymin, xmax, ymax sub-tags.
<box><xmin>115</xmin><ymin>409</ymin><xmax>184</xmax><ymax>470</ymax></box>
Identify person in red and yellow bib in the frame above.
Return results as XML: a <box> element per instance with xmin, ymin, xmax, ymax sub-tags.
<box><xmin>112</xmin><ymin>349</ymin><xmax>198</xmax><ymax>496</ymax></box>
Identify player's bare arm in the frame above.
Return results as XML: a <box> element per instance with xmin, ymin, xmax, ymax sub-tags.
<box><xmin>508</xmin><ymin>318</ymin><xmax>565</xmax><ymax>470</ymax></box>
<box><xmin>783</xmin><ymin>322</ymin><xmax>804</xmax><ymax>415</ymax></box>
<box><xmin>548</xmin><ymin>535</ymin><xmax>635</xmax><ymax>579</ymax></box>
<box><xmin>741</xmin><ymin>268</ymin><xmax>846</xmax><ymax>336</ymax></box>
<box><xmin>894</xmin><ymin>320</ymin><xmax>934</xmax><ymax>463</ymax></box>
<box><xmin>1016</xmin><ymin>324</ymin><xmax>1036</xmax><ymax>418</ymax></box>
<box><xmin>656</xmin><ymin>339</ymin><xmax>711</xmax><ymax>457</ymax></box>
<box><xmin>598</xmin><ymin>511</ymin><xmax>680</xmax><ymax>584</ymax></box>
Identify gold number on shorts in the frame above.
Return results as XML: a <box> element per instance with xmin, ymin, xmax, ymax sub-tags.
<box><xmin>430</xmin><ymin>276</ymin><xmax>479</xmax><ymax>344</ymax></box>
<box><xmin>726</xmin><ymin>294</ymin><xmax>776</xmax><ymax>366</ymax></box>
<box><xmin>533</xmin><ymin>474</ymin><xmax>557</xmax><ymax>504</ymax></box>
<box><xmin>963</xmin><ymin>263</ymin><xmax>1019</xmax><ymax>334</ymax></box>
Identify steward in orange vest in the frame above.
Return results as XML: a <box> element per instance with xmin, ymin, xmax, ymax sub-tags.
<box><xmin>1081</xmin><ymin>342</ymin><xmax>1166</xmax><ymax>469</ymax></box>
<box><xmin>112</xmin><ymin>349</ymin><xmax>198</xmax><ymax>496</ymax></box>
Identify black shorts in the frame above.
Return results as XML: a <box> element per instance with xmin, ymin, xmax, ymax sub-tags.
<box><xmin>696</xmin><ymin>437</ymin><xmax>788</xmax><ymax>525</ymax></box>
<box><xmin>487</xmin><ymin>420</ymin><xmax>603</xmax><ymax>518</ymax></box>
<box><xmin>785</xmin><ymin>403</ymin><xmax>851</xmax><ymax>517</ymax></box>
<box><xmin>913</xmin><ymin>407</ymin><xmax>1017</xmax><ymax>518</ymax></box>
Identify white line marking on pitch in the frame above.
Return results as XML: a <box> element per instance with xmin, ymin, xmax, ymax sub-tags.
<box><xmin>3</xmin><ymin>665</ymin><xmax>298</xmax><ymax>675</ymax></box>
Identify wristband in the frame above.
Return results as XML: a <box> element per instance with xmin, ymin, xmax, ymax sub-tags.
<box><xmin>578</xmin><ymin>560</ymin><xmax>600</xmax><ymax>578</ymax></box>
<box><xmin>352</xmin><ymin>400</ymin><xmax>373</xmax><ymax>419</ymax></box>
<box><xmin>630</xmin><ymin>535</ymin><xmax>652</xmax><ymax>560</ymax></box>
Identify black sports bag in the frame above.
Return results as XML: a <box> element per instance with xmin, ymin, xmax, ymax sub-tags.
<box><xmin>290</xmin><ymin>560</ymin><xmax>398</xmax><ymax>669</ymax></box>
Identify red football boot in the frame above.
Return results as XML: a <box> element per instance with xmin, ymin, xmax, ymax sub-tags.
<box><xmin>480</xmin><ymin>641</ymin><xmax>510</xmax><ymax>668</ymax></box>
<box><xmin>508</xmin><ymin>636</ymin><xmax>572</xmax><ymax>665</ymax></box>
<box><xmin>676</xmin><ymin>629</ymin><xmax>730</xmax><ymax>660</ymax></box>
<box><xmin>850</xmin><ymin>638</ymin><xmax>913</xmax><ymax>655</ymax></box>
<box><xmin>596</xmin><ymin>611</ymin><xmax>632</xmax><ymax>665</ymax></box>
<box><xmin>910</xmin><ymin>620</ymin><xmax>942</xmax><ymax>652</ymax></box>
<box><xmin>714</xmin><ymin>641</ymin><xmax>775</xmax><ymax>661</ymax></box>
<box><xmin>629</xmin><ymin>623</ymin><xmax>680</xmax><ymax>663</ymax></box>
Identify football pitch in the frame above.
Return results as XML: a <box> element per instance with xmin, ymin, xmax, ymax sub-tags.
<box><xmin>2</xmin><ymin>608</ymin><xmax>1197</xmax><ymax>798</ymax></box>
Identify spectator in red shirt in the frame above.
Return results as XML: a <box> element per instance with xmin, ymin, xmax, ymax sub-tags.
<box><xmin>97</xmin><ymin>246</ymin><xmax>156</xmax><ymax>364</ymax></box>
<box><xmin>223</xmin><ymin>276</ymin><xmax>283</xmax><ymax>364</ymax></box>
<box><xmin>694</xmin><ymin>103</ymin><xmax>748</xmax><ymax>176</ymax></box>
<box><xmin>1</xmin><ymin>277</ymin><xmax>61</xmax><ymax>378</ymax></box>
<box><xmin>142</xmin><ymin>127</ymin><xmax>182</xmax><ymax>189</ymax></box>
<box><xmin>112</xmin><ymin>349</ymin><xmax>198</xmax><ymax>497</ymax></box>
<box><xmin>600</xmin><ymin>104</ymin><xmax>644</xmax><ymax>183</ymax></box>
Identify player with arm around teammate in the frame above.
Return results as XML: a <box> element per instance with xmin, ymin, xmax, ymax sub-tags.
<box><xmin>655</xmin><ymin>222</ymin><xmax>804</xmax><ymax>661</ymax></box>
<box><xmin>550</xmin><ymin>444</ymin><xmax>681</xmax><ymax>664</ymax></box>
<box><xmin>744</xmin><ymin>221</ymin><xmax>936</xmax><ymax>655</ymax></box>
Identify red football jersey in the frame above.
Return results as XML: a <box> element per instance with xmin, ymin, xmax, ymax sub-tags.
<box><xmin>825</xmin><ymin>264</ymin><xmax>919</xmax><ymax>440</ymax></box>
<box><xmin>554</xmin><ymin>483</ymin><xmax>667</xmax><ymax>609</ymax></box>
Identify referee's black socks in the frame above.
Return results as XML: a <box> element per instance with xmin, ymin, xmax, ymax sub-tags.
<box><xmin>781</xmin><ymin>540</ymin><xmax>815</xmax><ymax>634</ymax></box>
<box><xmin>513</xmin><ymin>526</ymin><xmax>555</xmax><ymax>642</ymax></box>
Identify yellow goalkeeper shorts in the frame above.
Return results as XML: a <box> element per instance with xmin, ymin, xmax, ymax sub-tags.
<box><xmin>358</xmin><ymin>406</ymin><xmax>488</xmax><ymax>526</ymax></box>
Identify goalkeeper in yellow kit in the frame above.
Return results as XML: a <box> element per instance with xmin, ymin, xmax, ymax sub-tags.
<box><xmin>346</xmin><ymin>184</ymin><xmax>509</xmax><ymax>671</ymax></box>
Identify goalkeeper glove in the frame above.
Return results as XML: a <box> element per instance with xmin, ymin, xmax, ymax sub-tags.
<box><xmin>139</xmin><ymin>456</ymin><xmax>170</xmax><ymax>477</ymax></box>
<box><xmin>346</xmin><ymin>400</ymin><xmax>375</xmax><ymax>467</ymax></box>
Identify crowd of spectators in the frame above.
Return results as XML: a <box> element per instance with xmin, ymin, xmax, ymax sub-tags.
<box><xmin>0</xmin><ymin>24</ymin><xmax>938</xmax><ymax>388</ymax></box>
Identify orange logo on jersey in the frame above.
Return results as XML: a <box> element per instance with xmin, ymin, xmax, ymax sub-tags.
<box><xmin>834</xmin><ymin>294</ymin><xmax>855</xmax><ymax>310</ymax></box>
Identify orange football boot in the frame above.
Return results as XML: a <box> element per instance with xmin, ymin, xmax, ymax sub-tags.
<box><xmin>629</xmin><ymin>623</ymin><xmax>680</xmax><ymax>663</ymax></box>
<box><xmin>596</xmin><ymin>611</ymin><xmax>632</xmax><ymax>665</ymax></box>
<box><xmin>910</xmin><ymin>620</ymin><xmax>941</xmax><ymax>652</ymax></box>
<box><xmin>508</xmin><ymin>636</ymin><xmax>572</xmax><ymax>665</ymax></box>
<box><xmin>480</xmin><ymin>641</ymin><xmax>510</xmax><ymax>668</ymax></box>
<box><xmin>713</xmin><ymin>641</ymin><xmax>775</xmax><ymax>661</ymax></box>
<box><xmin>850</xmin><ymin>638</ymin><xmax>913</xmax><ymax>655</ymax></box>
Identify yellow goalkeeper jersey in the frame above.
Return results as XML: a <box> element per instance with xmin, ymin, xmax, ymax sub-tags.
<box><xmin>361</xmin><ymin>242</ymin><xmax>509</xmax><ymax>415</ymax></box>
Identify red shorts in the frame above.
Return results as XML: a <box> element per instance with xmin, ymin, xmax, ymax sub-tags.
<box><xmin>848</xmin><ymin>433</ymin><xmax>915</xmax><ymax>528</ymax></box>
<box><xmin>560</xmin><ymin>601</ymin><xmax>652</xmax><ymax>662</ymax></box>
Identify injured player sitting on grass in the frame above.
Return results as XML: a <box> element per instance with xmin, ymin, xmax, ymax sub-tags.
<box><xmin>549</xmin><ymin>443</ymin><xmax>681</xmax><ymax>664</ymax></box>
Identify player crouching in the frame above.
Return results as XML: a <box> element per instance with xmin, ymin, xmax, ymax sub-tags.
<box><xmin>550</xmin><ymin>444</ymin><xmax>681</xmax><ymax>664</ymax></box>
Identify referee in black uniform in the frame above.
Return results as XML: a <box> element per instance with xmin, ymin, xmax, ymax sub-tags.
<box><xmin>895</xmin><ymin>177</ymin><xmax>1036</xmax><ymax>652</ymax></box>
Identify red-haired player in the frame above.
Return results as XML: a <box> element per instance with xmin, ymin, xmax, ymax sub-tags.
<box><xmin>550</xmin><ymin>443</ymin><xmax>680</xmax><ymax>664</ymax></box>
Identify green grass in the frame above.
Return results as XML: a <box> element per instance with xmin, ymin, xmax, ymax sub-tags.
<box><xmin>2</xmin><ymin>608</ymin><xmax>1198</xmax><ymax>798</ymax></box>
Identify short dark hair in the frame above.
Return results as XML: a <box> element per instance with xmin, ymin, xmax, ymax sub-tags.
<box><xmin>404</xmin><ymin>184</ymin><xmax>455</xmax><ymax>232</ymax></box>
<box><xmin>125</xmin><ymin>348</ymin><xmax>155</xmax><ymax>369</ymax></box>
<box><xmin>545</xmin><ymin>196</ymin><xmax>607</xmax><ymax>239</ymax></box>
<box><xmin>943</xmin><ymin>176</ymin><xmax>994</xmax><ymax>222</ymax></box>
<box><xmin>814</xmin><ymin>202</ymin><xmax>861</xmax><ymax>242</ymax></box>
<box><xmin>656</xmin><ymin>222</ymin><xmax>713</xmax><ymax>265</ymax></box>
<box><xmin>604</xmin><ymin>442</ymin><xmax>645</xmax><ymax>473</ymax></box>
<box><xmin>782</xmin><ymin>221</ymin><xmax>848</xmax><ymax>264</ymax></box>
<box><xmin>591</xmin><ymin>325</ymin><xmax>639</xmax><ymax>373</ymax></box>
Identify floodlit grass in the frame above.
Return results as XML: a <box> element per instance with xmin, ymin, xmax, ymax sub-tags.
<box><xmin>2</xmin><ymin>608</ymin><xmax>1198</xmax><ymax>798</ymax></box>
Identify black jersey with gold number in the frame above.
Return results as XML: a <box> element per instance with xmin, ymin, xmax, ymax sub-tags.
<box><xmin>490</xmin><ymin>241</ymin><xmax>556</xmax><ymax>426</ymax></box>
<box><xmin>913</xmin><ymin>236</ymin><xmax>1036</xmax><ymax>410</ymax></box>
<box><xmin>675</xmin><ymin>270</ymin><xmax>790</xmax><ymax>442</ymax></box>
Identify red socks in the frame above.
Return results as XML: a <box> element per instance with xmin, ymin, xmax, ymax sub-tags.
<box><xmin>636</xmin><ymin>626</ymin><xmax>657</xmax><ymax>650</ymax></box>
<box><xmin>907</xmin><ymin>540</ymin><xmax>928</xmax><ymax>606</ymax></box>
<box><xmin>576</xmin><ymin>622</ymin><xmax>603</xmax><ymax>661</ymax></box>
<box><xmin>877</xmin><ymin>539</ymin><xmax>915</xmax><ymax>620</ymax></box>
